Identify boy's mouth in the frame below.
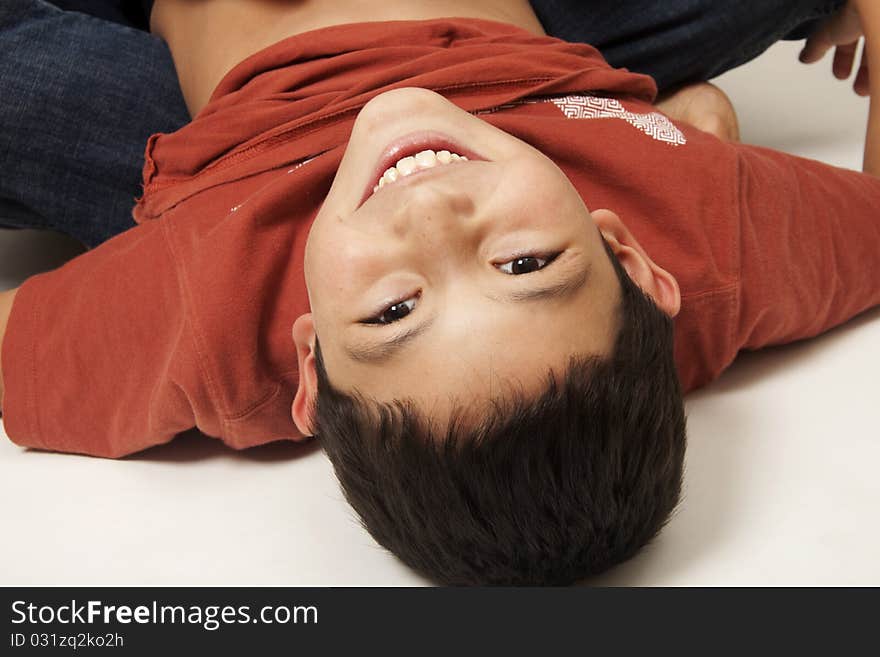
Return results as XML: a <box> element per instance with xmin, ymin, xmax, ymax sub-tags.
<box><xmin>357</xmin><ymin>131</ymin><xmax>486</xmax><ymax>209</ymax></box>
<box><xmin>372</xmin><ymin>148</ymin><xmax>469</xmax><ymax>195</ymax></box>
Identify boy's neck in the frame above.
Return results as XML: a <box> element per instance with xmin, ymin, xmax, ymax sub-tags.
<box><xmin>152</xmin><ymin>0</ymin><xmax>548</xmax><ymax>117</ymax></box>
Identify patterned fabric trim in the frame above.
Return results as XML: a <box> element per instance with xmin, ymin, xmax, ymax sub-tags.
<box><xmin>475</xmin><ymin>93</ymin><xmax>687</xmax><ymax>146</ymax></box>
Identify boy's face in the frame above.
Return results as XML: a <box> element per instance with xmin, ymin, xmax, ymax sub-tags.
<box><xmin>292</xmin><ymin>88</ymin><xmax>678</xmax><ymax>433</ymax></box>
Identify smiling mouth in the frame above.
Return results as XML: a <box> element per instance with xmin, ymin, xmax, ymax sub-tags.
<box><xmin>358</xmin><ymin>131</ymin><xmax>487</xmax><ymax>208</ymax></box>
<box><xmin>372</xmin><ymin>149</ymin><xmax>469</xmax><ymax>194</ymax></box>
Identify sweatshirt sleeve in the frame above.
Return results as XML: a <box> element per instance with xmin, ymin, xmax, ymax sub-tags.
<box><xmin>0</xmin><ymin>219</ymin><xmax>214</xmax><ymax>458</ymax></box>
<box><xmin>735</xmin><ymin>143</ymin><xmax>880</xmax><ymax>350</ymax></box>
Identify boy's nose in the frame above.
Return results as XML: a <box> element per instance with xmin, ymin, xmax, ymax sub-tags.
<box><xmin>389</xmin><ymin>180</ymin><xmax>478</xmax><ymax>243</ymax></box>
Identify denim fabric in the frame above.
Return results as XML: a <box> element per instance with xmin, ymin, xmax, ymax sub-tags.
<box><xmin>0</xmin><ymin>0</ymin><xmax>851</xmax><ymax>247</ymax></box>
<box><xmin>0</xmin><ymin>0</ymin><xmax>187</xmax><ymax>247</ymax></box>
<box><xmin>48</xmin><ymin>0</ymin><xmax>149</xmax><ymax>29</ymax></box>
<box><xmin>530</xmin><ymin>0</ymin><xmax>849</xmax><ymax>91</ymax></box>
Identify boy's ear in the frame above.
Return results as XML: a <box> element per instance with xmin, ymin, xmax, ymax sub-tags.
<box><xmin>591</xmin><ymin>208</ymin><xmax>681</xmax><ymax>317</ymax></box>
<box><xmin>291</xmin><ymin>313</ymin><xmax>318</xmax><ymax>438</ymax></box>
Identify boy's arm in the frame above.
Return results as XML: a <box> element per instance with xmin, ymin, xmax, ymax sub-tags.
<box><xmin>734</xmin><ymin>0</ymin><xmax>880</xmax><ymax>352</ymax></box>
<box><xmin>0</xmin><ymin>220</ymin><xmax>214</xmax><ymax>458</ymax></box>
<box><xmin>0</xmin><ymin>286</ymin><xmax>17</xmax><ymax>416</ymax></box>
<box><xmin>734</xmin><ymin>142</ymin><xmax>880</xmax><ymax>352</ymax></box>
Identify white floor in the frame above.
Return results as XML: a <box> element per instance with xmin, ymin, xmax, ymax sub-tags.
<box><xmin>1</xmin><ymin>40</ymin><xmax>878</xmax><ymax>586</ymax></box>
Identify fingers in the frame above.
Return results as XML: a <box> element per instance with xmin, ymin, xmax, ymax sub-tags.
<box><xmin>800</xmin><ymin>31</ymin><xmax>833</xmax><ymax>63</ymax></box>
<box><xmin>808</xmin><ymin>38</ymin><xmax>870</xmax><ymax>96</ymax></box>
<box><xmin>798</xmin><ymin>1</ymin><xmax>868</xmax><ymax>97</ymax></box>
<box><xmin>833</xmin><ymin>41</ymin><xmax>859</xmax><ymax>78</ymax></box>
<box><xmin>854</xmin><ymin>45</ymin><xmax>870</xmax><ymax>96</ymax></box>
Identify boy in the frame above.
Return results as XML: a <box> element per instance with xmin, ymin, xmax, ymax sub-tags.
<box><xmin>1</xmin><ymin>0</ymin><xmax>878</xmax><ymax>585</ymax></box>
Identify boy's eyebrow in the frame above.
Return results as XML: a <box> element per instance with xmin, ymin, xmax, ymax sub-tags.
<box><xmin>345</xmin><ymin>261</ymin><xmax>591</xmax><ymax>364</ymax></box>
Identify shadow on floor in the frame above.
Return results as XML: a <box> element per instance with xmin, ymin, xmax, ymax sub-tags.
<box><xmin>125</xmin><ymin>428</ymin><xmax>322</xmax><ymax>463</ymax></box>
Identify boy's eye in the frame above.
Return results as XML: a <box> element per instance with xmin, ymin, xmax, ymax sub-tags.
<box><xmin>365</xmin><ymin>296</ymin><xmax>418</xmax><ymax>325</ymax></box>
<box><xmin>363</xmin><ymin>253</ymin><xmax>559</xmax><ymax>325</ymax></box>
<box><xmin>496</xmin><ymin>253</ymin><xmax>557</xmax><ymax>275</ymax></box>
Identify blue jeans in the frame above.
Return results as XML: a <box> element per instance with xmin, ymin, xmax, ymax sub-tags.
<box><xmin>0</xmin><ymin>0</ymin><xmax>186</xmax><ymax>247</ymax></box>
<box><xmin>531</xmin><ymin>0</ymin><xmax>847</xmax><ymax>91</ymax></box>
<box><xmin>0</xmin><ymin>0</ymin><xmax>848</xmax><ymax>248</ymax></box>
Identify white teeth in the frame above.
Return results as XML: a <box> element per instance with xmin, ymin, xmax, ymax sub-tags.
<box><xmin>414</xmin><ymin>150</ymin><xmax>437</xmax><ymax>167</ymax></box>
<box><xmin>371</xmin><ymin>148</ymin><xmax>470</xmax><ymax>195</ymax></box>
<box><xmin>396</xmin><ymin>156</ymin><xmax>417</xmax><ymax>176</ymax></box>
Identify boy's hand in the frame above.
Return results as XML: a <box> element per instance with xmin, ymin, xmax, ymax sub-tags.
<box><xmin>799</xmin><ymin>1</ymin><xmax>869</xmax><ymax>96</ymax></box>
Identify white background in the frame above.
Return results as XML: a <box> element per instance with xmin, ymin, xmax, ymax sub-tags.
<box><xmin>1</xmin><ymin>39</ymin><xmax>878</xmax><ymax>585</ymax></box>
